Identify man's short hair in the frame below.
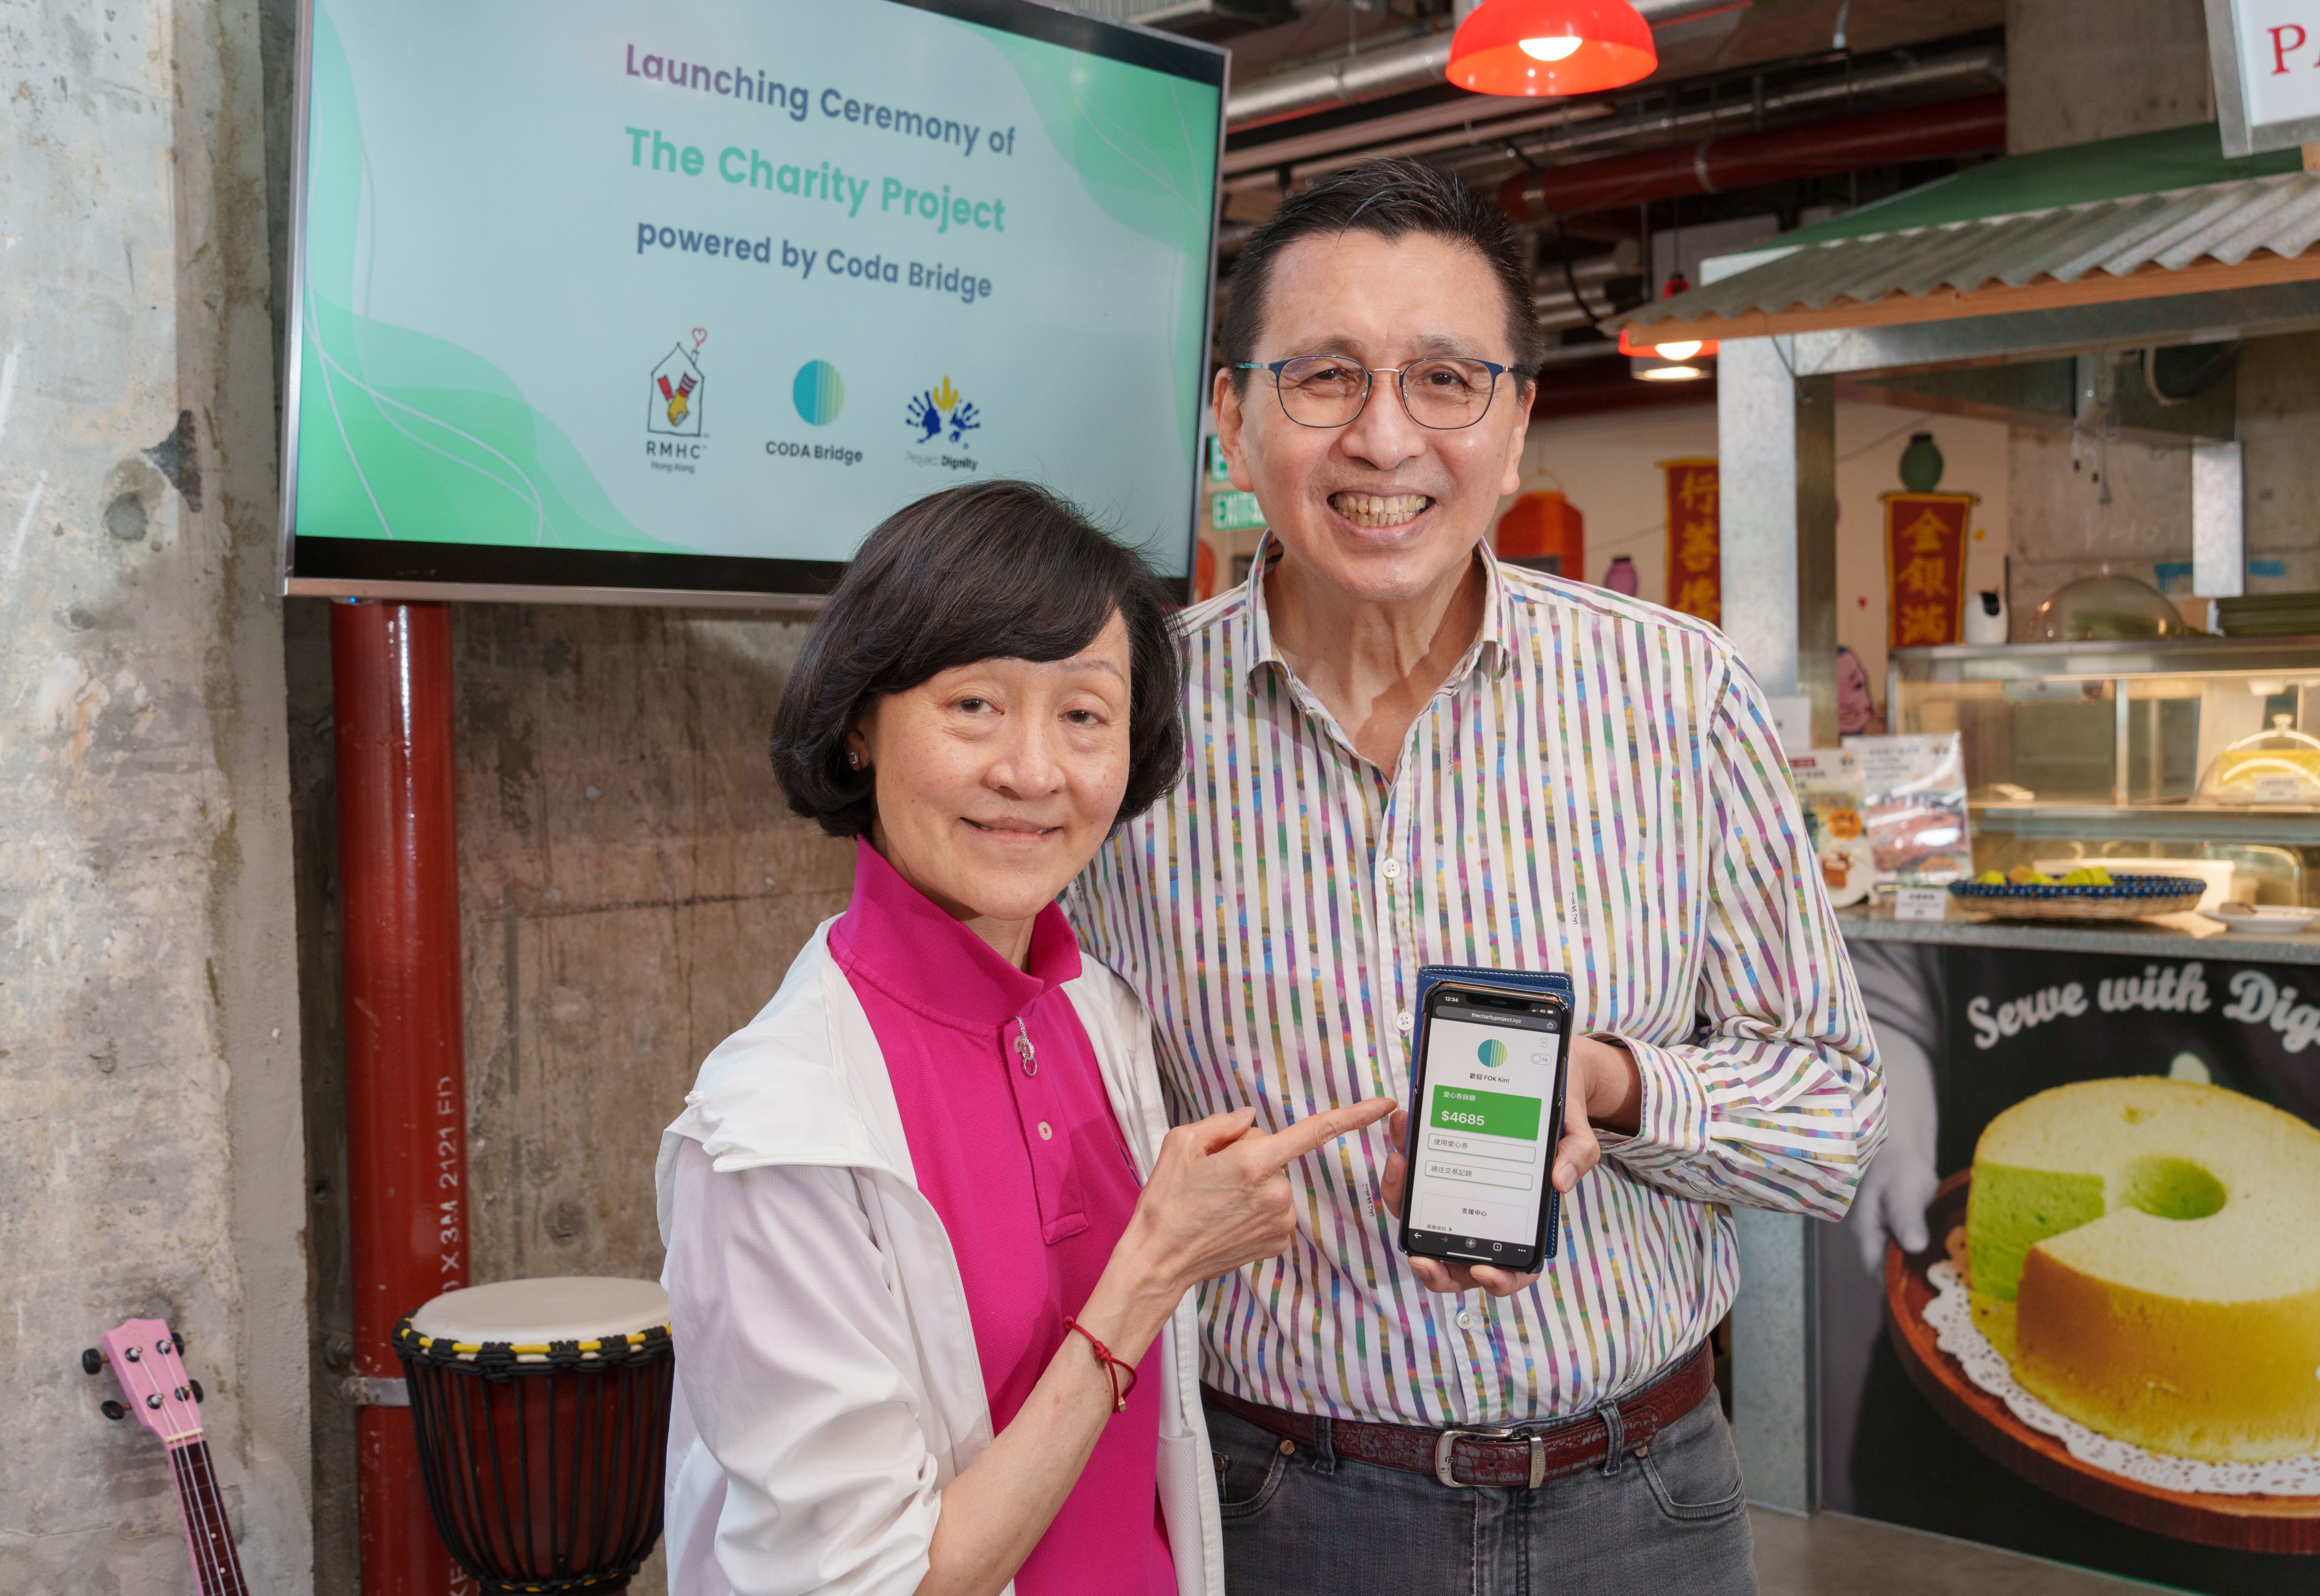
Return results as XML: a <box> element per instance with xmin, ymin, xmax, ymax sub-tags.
<box><xmin>1220</xmin><ymin>157</ymin><xmax>1544</xmax><ymax>388</ymax></box>
<box><xmin>771</xmin><ymin>480</ymin><xmax>1183</xmax><ymax>839</ymax></box>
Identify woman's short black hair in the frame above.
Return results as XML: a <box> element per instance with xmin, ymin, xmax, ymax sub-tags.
<box><xmin>771</xmin><ymin>480</ymin><xmax>1183</xmax><ymax>839</ymax></box>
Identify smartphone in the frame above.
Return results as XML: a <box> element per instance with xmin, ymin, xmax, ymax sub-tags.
<box><xmin>1397</xmin><ymin>981</ymin><xmax>1572</xmax><ymax>1273</ymax></box>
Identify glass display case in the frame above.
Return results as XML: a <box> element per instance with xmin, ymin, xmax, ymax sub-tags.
<box><xmin>1889</xmin><ymin>637</ymin><xmax>2320</xmax><ymax>906</ymax></box>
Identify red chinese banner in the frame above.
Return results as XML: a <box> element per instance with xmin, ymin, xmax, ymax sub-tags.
<box><xmin>1660</xmin><ymin>459</ymin><xmax>1720</xmax><ymax>625</ymax></box>
<box><xmin>1883</xmin><ymin>492</ymin><xmax>1979</xmax><ymax>648</ymax></box>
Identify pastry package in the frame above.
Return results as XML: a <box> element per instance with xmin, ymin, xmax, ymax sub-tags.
<box><xmin>1788</xmin><ymin>748</ymin><xmax>1874</xmax><ymax>908</ymax></box>
<box><xmin>1844</xmin><ymin>731</ymin><xmax>1973</xmax><ymax>888</ymax></box>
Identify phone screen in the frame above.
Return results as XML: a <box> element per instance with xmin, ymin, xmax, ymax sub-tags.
<box><xmin>1402</xmin><ymin>992</ymin><xmax>1567</xmax><ymax>1267</ymax></box>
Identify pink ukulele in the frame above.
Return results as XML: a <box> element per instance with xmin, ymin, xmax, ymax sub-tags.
<box><xmin>85</xmin><ymin>1318</ymin><xmax>249</xmax><ymax>1596</ymax></box>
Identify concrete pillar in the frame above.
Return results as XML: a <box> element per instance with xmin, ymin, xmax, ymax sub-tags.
<box><xmin>2004</xmin><ymin>0</ymin><xmax>2215</xmax><ymax>155</ymax></box>
<box><xmin>1718</xmin><ymin>335</ymin><xmax>1833</xmax><ymax>1511</ymax></box>
<box><xmin>1718</xmin><ymin>340</ymin><xmax>1801</xmax><ymax>694</ymax></box>
<box><xmin>1718</xmin><ymin>341</ymin><xmax>1840</xmax><ymax>743</ymax></box>
<box><xmin>1732</xmin><ymin>1207</ymin><xmax>1819</xmax><ymax>1512</ymax></box>
<box><xmin>0</xmin><ymin>0</ymin><xmax>312</xmax><ymax>1590</ymax></box>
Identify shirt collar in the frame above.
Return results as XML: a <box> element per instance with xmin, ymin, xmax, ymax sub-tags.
<box><xmin>832</xmin><ymin>837</ymin><xmax>1082</xmax><ymax>1029</ymax></box>
<box><xmin>1240</xmin><ymin>529</ymin><xmax>1515</xmax><ymax>696</ymax></box>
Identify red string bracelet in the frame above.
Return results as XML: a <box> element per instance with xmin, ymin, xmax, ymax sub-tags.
<box><xmin>1061</xmin><ymin>1317</ymin><xmax>1139</xmax><ymax>1414</ymax></box>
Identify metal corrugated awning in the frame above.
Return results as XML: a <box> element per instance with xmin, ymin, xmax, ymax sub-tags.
<box><xmin>1626</xmin><ymin>123</ymin><xmax>2320</xmax><ymax>342</ymax></box>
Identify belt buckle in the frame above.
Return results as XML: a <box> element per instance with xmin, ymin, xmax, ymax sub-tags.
<box><xmin>1433</xmin><ymin>1426</ymin><xmax>1547</xmax><ymax>1490</ymax></box>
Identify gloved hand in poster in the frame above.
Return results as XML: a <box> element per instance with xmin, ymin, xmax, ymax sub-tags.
<box><xmin>1846</xmin><ymin>940</ymin><xmax>1943</xmax><ymax>1274</ymax></box>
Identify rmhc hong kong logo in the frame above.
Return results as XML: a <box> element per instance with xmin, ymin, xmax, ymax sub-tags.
<box><xmin>649</xmin><ymin>328</ymin><xmax>708</xmax><ymax>438</ymax></box>
<box><xmin>905</xmin><ymin>376</ymin><xmax>981</xmax><ymax>446</ymax></box>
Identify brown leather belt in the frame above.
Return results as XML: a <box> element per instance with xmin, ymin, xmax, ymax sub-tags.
<box><xmin>1202</xmin><ymin>1342</ymin><xmax>1714</xmax><ymax>1490</ymax></box>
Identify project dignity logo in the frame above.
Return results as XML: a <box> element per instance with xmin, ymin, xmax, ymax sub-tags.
<box><xmin>647</xmin><ymin>328</ymin><xmax>708</xmax><ymax>474</ymax></box>
<box><xmin>905</xmin><ymin>376</ymin><xmax>981</xmax><ymax>447</ymax></box>
<box><xmin>1475</xmin><ymin>1039</ymin><xmax>1508</xmax><ymax>1069</ymax></box>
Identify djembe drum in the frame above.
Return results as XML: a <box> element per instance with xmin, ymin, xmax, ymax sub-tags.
<box><xmin>395</xmin><ymin>1277</ymin><xmax>674</xmax><ymax>1594</ymax></box>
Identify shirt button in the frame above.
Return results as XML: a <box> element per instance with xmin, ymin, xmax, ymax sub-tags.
<box><xmin>1458</xmin><ymin>1310</ymin><xmax>1479</xmax><ymax>1330</ymax></box>
<box><xmin>1381</xmin><ymin>857</ymin><xmax>1402</xmax><ymax>881</ymax></box>
<box><xmin>1038</xmin><ymin>1121</ymin><xmax>1053</xmax><ymax>1141</ymax></box>
<box><xmin>1396</xmin><ymin>1011</ymin><xmax>1414</xmax><ymax>1035</ymax></box>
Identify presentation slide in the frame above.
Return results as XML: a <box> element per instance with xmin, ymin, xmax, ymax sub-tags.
<box><xmin>285</xmin><ymin>0</ymin><xmax>1221</xmax><ymax>596</ymax></box>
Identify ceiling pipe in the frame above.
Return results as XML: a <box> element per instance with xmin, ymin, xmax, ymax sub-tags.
<box><xmin>1226</xmin><ymin>0</ymin><xmax>1746</xmax><ymax>132</ymax></box>
<box><xmin>1440</xmin><ymin>46</ymin><xmax>2003</xmax><ymax>175</ymax></box>
<box><xmin>1228</xmin><ymin>45</ymin><xmax>2004</xmax><ymax>191</ymax></box>
<box><xmin>1499</xmin><ymin>91</ymin><xmax>2006</xmax><ymax>222</ymax></box>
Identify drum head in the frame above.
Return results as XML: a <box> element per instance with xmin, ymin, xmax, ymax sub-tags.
<box><xmin>410</xmin><ymin>1277</ymin><xmax>668</xmax><ymax>1347</ymax></box>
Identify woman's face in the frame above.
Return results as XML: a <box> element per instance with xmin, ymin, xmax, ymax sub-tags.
<box><xmin>1837</xmin><ymin>649</ymin><xmax>1873</xmax><ymax>728</ymax></box>
<box><xmin>848</xmin><ymin>613</ymin><xmax>1134</xmax><ymax>933</ymax></box>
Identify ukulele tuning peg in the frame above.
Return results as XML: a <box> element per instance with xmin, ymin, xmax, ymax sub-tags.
<box><xmin>81</xmin><ymin>1348</ymin><xmax>103</xmax><ymax>1376</ymax></box>
<box><xmin>189</xmin><ymin>1378</ymin><xmax>204</xmax><ymax>1403</ymax></box>
<box><xmin>101</xmin><ymin>1400</ymin><xmax>127</xmax><ymax>1421</ymax></box>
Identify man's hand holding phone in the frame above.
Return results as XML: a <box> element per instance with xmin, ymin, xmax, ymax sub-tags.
<box><xmin>1381</xmin><ymin>1034</ymin><xmax>1641</xmax><ymax>1298</ymax></box>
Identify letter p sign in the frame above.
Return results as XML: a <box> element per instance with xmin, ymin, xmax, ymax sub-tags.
<box><xmin>2271</xmin><ymin>22</ymin><xmax>2308</xmax><ymax>74</ymax></box>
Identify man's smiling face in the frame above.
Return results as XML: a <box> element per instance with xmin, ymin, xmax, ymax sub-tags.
<box><xmin>1216</xmin><ymin>229</ymin><xmax>1533</xmax><ymax>605</ymax></box>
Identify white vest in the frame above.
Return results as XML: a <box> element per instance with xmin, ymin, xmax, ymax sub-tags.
<box><xmin>656</xmin><ymin>921</ymin><xmax>1225</xmax><ymax>1596</ymax></box>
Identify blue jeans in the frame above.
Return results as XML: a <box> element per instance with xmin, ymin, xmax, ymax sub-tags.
<box><xmin>1204</xmin><ymin>1384</ymin><xmax>1757</xmax><ymax>1596</ymax></box>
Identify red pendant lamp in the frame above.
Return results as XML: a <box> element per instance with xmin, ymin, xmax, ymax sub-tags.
<box><xmin>1618</xmin><ymin>271</ymin><xmax>1718</xmax><ymax>381</ymax></box>
<box><xmin>1446</xmin><ymin>0</ymin><xmax>1658</xmax><ymax>97</ymax></box>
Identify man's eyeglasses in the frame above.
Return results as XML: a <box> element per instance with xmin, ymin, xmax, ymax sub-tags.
<box><xmin>1234</xmin><ymin>355</ymin><xmax>1523</xmax><ymax>431</ymax></box>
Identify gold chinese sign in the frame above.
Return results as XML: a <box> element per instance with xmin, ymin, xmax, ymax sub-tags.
<box><xmin>1659</xmin><ymin>459</ymin><xmax>1720</xmax><ymax>625</ymax></box>
<box><xmin>1882</xmin><ymin>492</ymin><xmax>1979</xmax><ymax>648</ymax></box>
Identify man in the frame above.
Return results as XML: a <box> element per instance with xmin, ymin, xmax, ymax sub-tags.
<box><xmin>1070</xmin><ymin>158</ymin><xmax>1880</xmax><ymax>1593</ymax></box>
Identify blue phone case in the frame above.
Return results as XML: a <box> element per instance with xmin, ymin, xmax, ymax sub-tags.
<box><xmin>1407</xmin><ymin>965</ymin><xmax>1576</xmax><ymax>1262</ymax></box>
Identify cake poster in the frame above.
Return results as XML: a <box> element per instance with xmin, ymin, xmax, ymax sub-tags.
<box><xmin>1825</xmin><ymin>941</ymin><xmax>2320</xmax><ymax>1594</ymax></box>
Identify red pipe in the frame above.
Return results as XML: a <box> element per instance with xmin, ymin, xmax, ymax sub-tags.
<box><xmin>334</xmin><ymin>600</ymin><xmax>469</xmax><ymax>1596</ymax></box>
<box><xmin>1500</xmin><ymin>92</ymin><xmax>2008</xmax><ymax>222</ymax></box>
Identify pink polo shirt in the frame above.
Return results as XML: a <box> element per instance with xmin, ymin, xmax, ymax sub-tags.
<box><xmin>829</xmin><ymin>839</ymin><xmax>1174</xmax><ymax>1596</ymax></box>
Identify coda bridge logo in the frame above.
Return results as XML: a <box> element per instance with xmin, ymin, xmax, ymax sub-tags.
<box><xmin>1476</xmin><ymin>1039</ymin><xmax>1508</xmax><ymax>1068</ymax></box>
<box><xmin>793</xmin><ymin>360</ymin><xmax>844</xmax><ymax>425</ymax></box>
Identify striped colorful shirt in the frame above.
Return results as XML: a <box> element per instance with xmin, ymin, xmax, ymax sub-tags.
<box><xmin>1067</xmin><ymin>544</ymin><xmax>1880</xmax><ymax>1427</ymax></box>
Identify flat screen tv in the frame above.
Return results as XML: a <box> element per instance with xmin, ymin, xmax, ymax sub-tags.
<box><xmin>280</xmin><ymin>0</ymin><xmax>1225</xmax><ymax>604</ymax></box>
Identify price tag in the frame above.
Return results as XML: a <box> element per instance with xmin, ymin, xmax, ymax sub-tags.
<box><xmin>2252</xmin><ymin>773</ymin><xmax>2305</xmax><ymax>806</ymax></box>
<box><xmin>1893</xmin><ymin>886</ymin><xmax>1949</xmax><ymax>922</ymax></box>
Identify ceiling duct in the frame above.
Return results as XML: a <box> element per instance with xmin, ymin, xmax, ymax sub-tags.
<box><xmin>1064</xmin><ymin>0</ymin><xmax>1290</xmax><ymax>36</ymax></box>
<box><xmin>1227</xmin><ymin>45</ymin><xmax>2005</xmax><ymax>190</ymax></box>
<box><xmin>1226</xmin><ymin>0</ymin><xmax>1746</xmax><ymax>132</ymax></box>
<box><xmin>1499</xmin><ymin>91</ymin><xmax>2008</xmax><ymax>221</ymax></box>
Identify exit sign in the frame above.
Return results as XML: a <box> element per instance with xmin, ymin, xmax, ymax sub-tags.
<box><xmin>2207</xmin><ymin>0</ymin><xmax>2320</xmax><ymax>155</ymax></box>
<box><xmin>1210</xmin><ymin>490</ymin><xmax>1265</xmax><ymax>533</ymax></box>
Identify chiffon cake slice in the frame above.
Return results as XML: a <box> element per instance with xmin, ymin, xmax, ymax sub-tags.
<box><xmin>1965</xmin><ymin>1076</ymin><xmax>2320</xmax><ymax>1464</ymax></box>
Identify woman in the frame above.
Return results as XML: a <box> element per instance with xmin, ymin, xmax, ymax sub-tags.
<box><xmin>657</xmin><ymin>481</ymin><xmax>1391</xmax><ymax>1596</ymax></box>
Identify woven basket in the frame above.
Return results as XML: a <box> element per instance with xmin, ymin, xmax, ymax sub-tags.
<box><xmin>1946</xmin><ymin>873</ymin><xmax>2206</xmax><ymax>922</ymax></box>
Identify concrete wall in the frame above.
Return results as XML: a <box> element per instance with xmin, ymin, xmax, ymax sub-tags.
<box><xmin>2236</xmin><ymin>331</ymin><xmax>2320</xmax><ymax>595</ymax></box>
<box><xmin>0</xmin><ymin>0</ymin><xmax>314</xmax><ymax>1590</ymax></box>
<box><xmin>290</xmin><ymin>601</ymin><xmax>851</xmax><ymax>1592</ymax></box>
<box><xmin>2002</xmin><ymin>418</ymin><xmax>2193</xmax><ymax>635</ymax></box>
<box><xmin>2001</xmin><ymin>332</ymin><xmax>2320</xmax><ymax>634</ymax></box>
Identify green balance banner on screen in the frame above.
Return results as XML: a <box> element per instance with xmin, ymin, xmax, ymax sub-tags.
<box><xmin>1429</xmin><ymin>1086</ymin><xmax>1543</xmax><ymax>1142</ymax></box>
<box><xmin>291</xmin><ymin>0</ymin><xmax>1218</xmax><ymax>574</ymax></box>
